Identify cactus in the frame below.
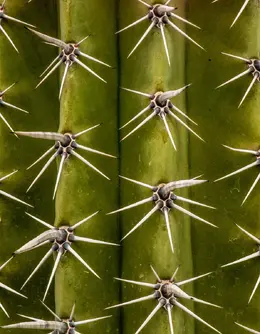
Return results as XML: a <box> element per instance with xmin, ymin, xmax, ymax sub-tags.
<box><xmin>0</xmin><ymin>0</ymin><xmax>259</xmax><ymax>333</ymax></box>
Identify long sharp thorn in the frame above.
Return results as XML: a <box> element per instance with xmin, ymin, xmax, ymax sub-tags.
<box><xmin>119</xmin><ymin>175</ymin><xmax>154</xmax><ymax>189</ymax></box>
<box><xmin>76</xmin><ymin>144</ymin><xmax>116</xmax><ymax>158</ymax></box>
<box><xmin>73</xmin><ymin>124</ymin><xmax>101</xmax><ymax>138</ymax></box>
<box><xmin>43</xmin><ymin>249</ymin><xmax>62</xmax><ymax>301</ymax></box>
<box><xmin>72</xmin><ymin>235</ymin><xmax>119</xmax><ymax>247</ymax></box>
<box><xmin>135</xmin><ymin>303</ymin><xmax>163</xmax><ymax>334</ymax></box>
<box><xmin>165</xmin><ymin>0</ymin><xmax>172</xmax><ymax>4</ymax></box>
<box><xmin>191</xmin><ymin>297</ymin><xmax>222</xmax><ymax>308</ymax></box>
<box><xmin>167</xmin><ymin>305</ymin><xmax>174</xmax><ymax>334</ymax></box>
<box><xmin>74</xmin><ymin>315</ymin><xmax>112</xmax><ymax>326</ymax></box>
<box><xmin>158</xmin><ymin>84</ymin><xmax>191</xmax><ymax>103</ymax></box>
<box><xmin>40</xmin><ymin>301</ymin><xmax>62</xmax><ymax>321</ymax></box>
<box><xmin>235</xmin><ymin>223</ymin><xmax>260</xmax><ymax>244</ymax></box>
<box><xmin>0</xmin><ymin>82</ymin><xmax>16</xmax><ymax>95</ymax></box>
<box><xmin>0</xmin><ymin>111</ymin><xmax>15</xmax><ymax>133</ymax></box>
<box><xmin>238</xmin><ymin>74</ymin><xmax>258</xmax><ymax>108</ymax></box>
<box><xmin>0</xmin><ymin>303</ymin><xmax>9</xmax><ymax>317</ymax></box>
<box><xmin>138</xmin><ymin>0</ymin><xmax>151</xmax><ymax>7</ymax></box>
<box><xmin>59</xmin><ymin>61</ymin><xmax>69</xmax><ymax>99</ymax></box>
<box><xmin>40</xmin><ymin>55</ymin><xmax>61</xmax><ymax>77</ymax></box>
<box><xmin>116</xmin><ymin>15</ymin><xmax>148</xmax><ymax>34</ymax></box>
<box><xmin>70</xmin><ymin>303</ymin><xmax>76</xmax><ymax>320</ymax></box>
<box><xmin>175</xmin><ymin>195</ymin><xmax>216</xmax><ymax>209</ymax></box>
<box><xmin>121</xmin><ymin>111</ymin><xmax>156</xmax><ymax>141</ymax></box>
<box><xmin>170</xmin><ymin>103</ymin><xmax>197</xmax><ymax>125</ymax></box>
<box><xmin>214</xmin><ymin>160</ymin><xmax>259</xmax><ymax>182</ymax></box>
<box><xmin>235</xmin><ymin>322</ymin><xmax>260</xmax><ymax>334</ymax></box>
<box><xmin>15</xmin><ymin>131</ymin><xmax>65</xmax><ymax>141</ymax></box>
<box><xmin>17</xmin><ymin>314</ymin><xmax>44</xmax><ymax>322</ymax></box>
<box><xmin>164</xmin><ymin>179</ymin><xmax>207</xmax><ymax>191</ymax></box>
<box><xmin>35</xmin><ymin>60</ymin><xmax>63</xmax><ymax>89</ymax></box>
<box><xmin>25</xmin><ymin>212</ymin><xmax>54</xmax><ymax>229</ymax></box>
<box><xmin>70</xmin><ymin>210</ymin><xmax>100</xmax><ymax>230</ymax></box>
<box><xmin>167</xmin><ymin>19</ymin><xmax>205</xmax><ymax>50</ymax></box>
<box><xmin>216</xmin><ymin>68</ymin><xmax>251</xmax><ymax>89</ymax></box>
<box><xmin>21</xmin><ymin>248</ymin><xmax>53</xmax><ymax>290</ymax></box>
<box><xmin>65</xmin><ymin>244</ymin><xmax>101</xmax><ymax>279</ymax></box>
<box><xmin>27</xmin><ymin>151</ymin><xmax>59</xmax><ymax>192</ymax></box>
<box><xmin>75</xmin><ymin>35</ymin><xmax>89</xmax><ymax>46</ymax></box>
<box><xmin>248</xmin><ymin>274</ymin><xmax>260</xmax><ymax>304</ymax></box>
<box><xmin>107</xmin><ymin>197</ymin><xmax>153</xmax><ymax>215</ymax></box>
<box><xmin>230</xmin><ymin>0</ymin><xmax>250</xmax><ymax>28</ymax></box>
<box><xmin>120</xmin><ymin>87</ymin><xmax>152</xmax><ymax>98</ymax></box>
<box><xmin>171</xmin><ymin>202</ymin><xmax>217</xmax><ymax>228</ymax></box>
<box><xmin>0</xmin><ymin>282</ymin><xmax>27</xmax><ymax>299</ymax></box>
<box><xmin>53</xmin><ymin>153</ymin><xmax>66</xmax><ymax>199</ymax></box>
<box><xmin>105</xmin><ymin>294</ymin><xmax>155</xmax><ymax>310</ymax></box>
<box><xmin>160</xmin><ymin>23</ymin><xmax>170</xmax><ymax>66</ymax></box>
<box><xmin>128</xmin><ymin>21</ymin><xmax>155</xmax><ymax>58</ymax></box>
<box><xmin>1</xmin><ymin>100</ymin><xmax>28</xmax><ymax>113</ymax></box>
<box><xmin>0</xmin><ymin>24</ymin><xmax>18</xmax><ymax>52</ymax></box>
<box><xmin>150</xmin><ymin>265</ymin><xmax>161</xmax><ymax>282</ymax></box>
<box><xmin>168</xmin><ymin>109</ymin><xmax>204</xmax><ymax>142</ymax></box>
<box><xmin>70</xmin><ymin>150</ymin><xmax>110</xmax><ymax>180</ymax></box>
<box><xmin>0</xmin><ymin>256</ymin><xmax>13</xmax><ymax>271</ymax></box>
<box><xmin>27</xmin><ymin>146</ymin><xmax>55</xmax><ymax>170</ymax></box>
<box><xmin>3</xmin><ymin>14</ymin><xmax>35</xmax><ymax>28</ymax></box>
<box><xmin>27</xmin><ymin>28</ymin><xmax>68</xmax><ymax>49</ymax></box>
<box><xmin>163</xmin><ymin>208</ymin><xmax>174</xmax><ymax>253</ymax></box>
<box><xmin>73</xmin><ymin>57</ymin><xmax>106</xmax><ymax>83</ymax></box>
<box><xmin>120</xmin><ymin>105</ymin><xmax>150</xmax><ymax>129</ymax></box>
<box><xmin>242</xmin><ymin>171</ymin><xmax>260</xmax><ymax>205</ymax></box>
<box><xmin>0</xmin><ymin>190</ymin><xmax>33</xmax><ymax>207</ymax></box>
<box><xmin>77</xmin><ymin>51</ymin><xmax>111</xmax><ymax>68</ymax></box>
<box><xmin>161</xmin><ymin>113</ymin><xmax>177</xmax><ymax>150</ymax></box>
<box><xmin>170</xmin><ymin>266</ymin><xmax>180</xmax><ymax>282</ymax></box>
<box><xmin>223</xmin><ymin>145</ymin><xmax>257</xmax><ymax>155</ymax></box>
<box><xmin>221</xmin><ymin>251</ymin><xmax>260</xmax><ymax>268</ymax></box>
<box><xmin>221</xmin><ymin>52</ymin><xmax>250</xmax><ymax>62</ymax></box>
<box><xmin>1</xmin><ymin>321</ymin><xmax>66</xmax><ymax>330</ymax></box>
<box><xmin>170</xmin><ymin>12</ymin><xmax>201</xmax><ymax>29</ymax></box>
<box><xmin>0</xmin><ymin>169</ymin><xmax>17</xmax><ymax>182</ymax></box>
<box><xmin>174</xmin><ymin>300</ymin><xmax>221</xmax><ymax>333</ymax></box>
<box><xmin>114</xmin><ymin>277</ymin><xmax>156</xmax><ymax>288</ymax></box>
<box><xmin>177</xmin><ymin>271</ymin><xmax>212</xmax><ymax>286</ymax></box>
<box><xmin>121</xmin><ymin>204</ymin><xmax>160</xmax><ymax>241</ymax></box>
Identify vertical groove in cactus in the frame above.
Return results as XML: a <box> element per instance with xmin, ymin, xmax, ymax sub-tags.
<box><xmin>187</xmin><ymin>0</ymin><xmax>260</xmax><ymax>333</ymax></box>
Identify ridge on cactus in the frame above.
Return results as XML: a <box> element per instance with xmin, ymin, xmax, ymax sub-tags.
<box><xmin>0</xmin><ymin>257</ymin><xmax>27</xmax><ymax>318</ymax></box>
<box><xmin>108</xmin><ymin>175</ymin><xmax>216</xmax><ymax>253</ymax></box>
<box><xmin>1</xmin><ymin>300</ymin><xmax>112</xmax><ymax>333</ymax></box>
<box><xmin>221</xmin><ymin>223</ymin><xmax>260</xmax><ymax>303</ymax></box>
<box><xmin>11</xmin><ymin>211</ymin><xmax>119</xmax><ymax>301</ymax></box>
<box><xmin>106</xmin><ymin>265</ymin><xmax>221</xmax><ymax>334</ymax></box>
<box><xmin>14</xmin><ymin>124</ymin><xmax>117</xmax><ymax>199</ymax></box>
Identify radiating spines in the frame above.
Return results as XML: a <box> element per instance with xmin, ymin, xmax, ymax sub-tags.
<box><xmin>0</xmin><ymin>256</ymin><xmax>27</xmax><ymax>318</ymax></box>
<box><xmin>216</xmin><ymin>53</ymin><xmax>260</xmax><ymax>108</ymax></box>
<box><xmin>1</xmin><ymin>301</ymin><xmax>112</xmax><ymax>333</ymax></box>
<box><xmin>221</xmin><ymin>223</ymin><xmax>260</xmax><ymax>303</ymax></box>
<box><xmin>0</xmin><ymin>82</ymin><xmax>28</xmax><ymax>134</ymax></box>
<box><xmin>107</xmin><ymin>175</ymin><xmax>215</xmax><ymax>252</ymax></box>
<box><xmin>235</xmin><ymin>322</ymin><xmax>260</xmax><ymax>334</ymax></box>
<box><xmin>0</xmin><ymin>1</ymin><xmax>35</xmax><ymax>52</ymax></box>
<box><xmin>214</xmin><ymin>144</ymin><xmax>260</xmax><ymax>205</ymax></box>
<box><xmin>13</xmin><ymin>211</ymin><xmax>118</xmax><ymax>301</ymax></box>
<box><xmin>0</xmin><ymin>170</ymin><xmax>33</xmax><ymax>207</ymax></box>
<box><xmin>106</xmin><ymin>266</ymin><xmax>221</xmax><ymax>333</ymax></box>
<box><xmin>120</xmin><ymin>85</ymin><xmax>203</xmax><ymax>148</ymax></box>
<box><xmin>27</xmin><ymin>28</ymin><xmax>111</xmax><ymax>98</ymax></box>
<box><xmin>15</xmin><ymin>126</ymin><xmax>116</xmax><ymax>198</ymax></box>
<box><xmin>117</xmin><ymin>0</ymin><xmax>203</xmax><ymax>63</ymax></box>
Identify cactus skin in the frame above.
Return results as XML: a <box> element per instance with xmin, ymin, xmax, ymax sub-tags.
<box><xmin>0</xmin><ymin>0</ymin><xmax>259</xmax><ymax>334</ymax></box>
